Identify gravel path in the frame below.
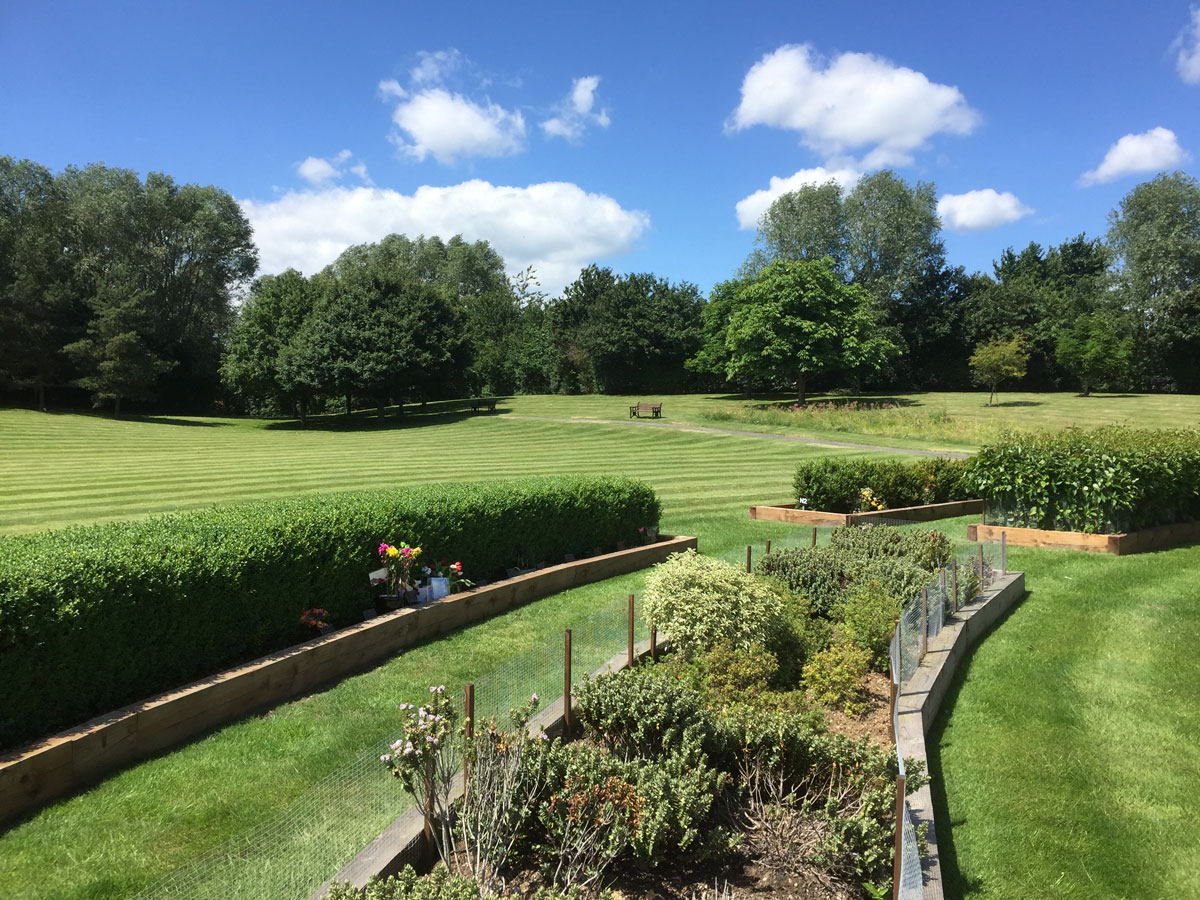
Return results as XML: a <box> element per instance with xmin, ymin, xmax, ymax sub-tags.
<box><xmin>500</xmin><ymin>415</ymin><xmax>970</xmax><ymax>459</ymax></box>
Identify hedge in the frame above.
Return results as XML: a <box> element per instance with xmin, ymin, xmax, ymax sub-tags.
<box><xmin>963</xmin><ymin>427</ymin><xmax>1200</xmax><ymax>533</ymax></box>
<box><xmin>792</xmin><ymin>456</ymin><xmax>969</xmax><ymax>513</ymax></box>
<box><xmin>0</xmin><ymin>476</ymin><xmax>660</xmax><ymax>748</ymax></box>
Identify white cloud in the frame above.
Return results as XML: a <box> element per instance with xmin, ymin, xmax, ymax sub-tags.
<box><xmin>387</xmin><ymin>88</ymin><xmax>526</xmax><ymax>164</ymax></box>
<box><xmin>541</xmin><ymin>75</ymin><xmax>611</xmax><ymax>140</ymax></box>
<box><xmin>411</xmin><ymin>49</ymin><xmax>462</xmax><ymax>85</ymax></box>
<box><xmin>378</xmin><ymin>78</ymin><xmax>406</xmax><ymax>99</ymax></box>
<box><xmin>240</xmin><ymin>181</ymin><xmax>650</xmax><ymax>294</ymax></box>
<box><xmin>1079</xmin><ymin>127</ymin><xmax>1188</xmax><ymax>186</ymax></box>
<box><xmin>735</xmin><ymin>166</ymin><xmax>862</xmax><ymax>230</ymax></box>
<box><xmin>1175</xmin><ymin>6</ymin><xmax>1200</xmax><ymax>84</ymax></box>
<box><xmin>296</xmin><ymin>150</ymin><xmax>370</xmax><ymax>186</ymax></box>
<box><xmin>297</xmin><ymin>156</ymin><xmax>340</xmax><ymax>186</ymax></box>
<box><xmin>729</xmin><ymin>44</ymin><xmax>978</xmax><ymax>164</ymax></box>
<box><xmin>937</xmin><ymin>189</ymin><xmax>1034</xmax><ymax>232</ymax></box>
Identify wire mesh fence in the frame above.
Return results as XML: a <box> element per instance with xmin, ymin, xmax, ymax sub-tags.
<box><xmin>135</xmin><ymin>590</ymin><xmax>645</xmax><ymax>900</ymax></box>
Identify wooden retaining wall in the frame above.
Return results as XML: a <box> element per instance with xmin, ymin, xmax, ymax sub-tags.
<box><xmin>967</xmin><ymin>521</ymin><xmax>1200</xmax><ymax>555</ymax></box>
<box><xmin>0</xmin><ymin>536</ymin><xmax>696</xmax><ymax>826</ymax></box>
<box><xmin>749</xmin><ymin>499</ymin><xmax>983</xmax><ymax>527</ymax></box>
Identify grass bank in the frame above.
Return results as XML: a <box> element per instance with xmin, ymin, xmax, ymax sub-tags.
<box><xmin>931</xmin><ymin>542</ymin><xmax>1200</xmax><ymax>899</ymax></box>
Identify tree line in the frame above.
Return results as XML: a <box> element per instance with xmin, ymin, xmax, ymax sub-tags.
<box><xmin>3</xmin><ymin>154</ymin><xmax>1200</xmax><ymax>416</ymax></box>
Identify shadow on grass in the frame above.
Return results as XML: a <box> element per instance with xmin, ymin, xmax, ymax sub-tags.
<box><xmin>264</xmin><ymin>401</ymin><xmax>510</xmax><ymax>432</ymax></box>
<box><xmin>753</xmin><ymin>396</ymin><xmax>919</xmax><ymax>412</ymax></box>
<box><xmin>47</xmin><ymin>410</ymin><xmax>232</xmax><ymax>427</ymax></box>
<box><xmin>924</xmin><ymin>588</ymin><xmax>1031</xmax><ymax>900</ymax></box>
<box><xmin>983</xmin><ymin>400</ymin><xmax>1042</xmax><ymax>408</ymax></box>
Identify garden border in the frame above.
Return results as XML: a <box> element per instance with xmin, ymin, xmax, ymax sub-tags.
<box><xmin>309</xmin><ymin>636</ymin><xmax>662</xmax><ymax>899</ymax></box>
<box><xmin>967</xmin><ymin>521</ymin><xmax>1200</xmax><ymax>555</ymax></box>
<box><xmin>896</xmin><ymin>570</ymin><xmax>1026</xmax><ymax>900</ymax></box>
<box><xmin>0</xmin><ymin>536</ymin><xmax>696</xmax><ymax>826</ymax></box>
<box><xmin>749</xmin><ymin>499</ymin><xmax>983</xmax><ymax>527</ymax></box>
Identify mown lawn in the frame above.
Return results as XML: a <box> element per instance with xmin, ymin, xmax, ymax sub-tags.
<box><xmin>0</xmin><ymin>403</ymin><xmax>874</xmax><ymax>899</ymax></box>
<box><xmin>931</xmin><ymin>542</ymin><xmax>1200</xmax><ymax>900</ymax></box>
<box><xmin>3</xmin><ymin>395</ymin><xmax>1200</xmax><ymax>899</ymax></box>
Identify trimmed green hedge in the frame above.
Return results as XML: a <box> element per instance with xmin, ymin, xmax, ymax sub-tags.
<box><xmin>0</xmin><ymin>476</ymin><xmax>659</xmax><ymax>748</ymax></box>
<box><xmin>964</xmin><ymin>427</ymin><xmax>1200</xmax><ymax>533</ymax></box>
<box><xmin>792</xmin><ymin>457</ymin><xmax>968</xmax><ymax>513</ymax></box>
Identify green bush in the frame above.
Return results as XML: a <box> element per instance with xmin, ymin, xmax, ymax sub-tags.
<box><xmin>576</xmin><ymin>665</ymin><xmax>714</xmax><ymax>760</ymax></box>
<box><xmin>802</xmin><ymin>641</ymin><xmax>871</xmax><ymax>716</ymax></box>
<box><xmin>0</xmin><ymin>476</ymin><xmax>659</xmax><ymax>748</ymax></box>
<box><xmin>833</xmin><ymin>580</ymin><xmax>902</xmax><ymax>671</ymax></box>
<box><xmin>793</xmin><ymin>456</ymin><xmax>970</xmax><ymax>512</ymax></box>
<box><xmin>640</xmin><ymin>550</ymin><xmax>789</xmax><ymax>659</ymax></box>
<box><xmin>715</xmin><ymin>705</ymin><xmax>912</xmax><ymax>884</ymax></box>
<box><xmin>964</xmin><ymin>427</ymin><xmax>1200</xmax><ymax>532</ymax></box>
<box><xmin>327</xmin><ymin>865</ymin><xmax>481</xmax><ymax>900</ymax></box>
<box><xmin>757</xmin><ymin>526</ymin><xmax>947</xmax><ymax>618</ymax></box>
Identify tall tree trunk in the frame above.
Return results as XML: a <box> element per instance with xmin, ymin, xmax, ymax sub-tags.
<box><xmin>298</xmin><ymin>397</ymin><xmax>308</xmax><ymax>427</ymax></box>
<box><xmin>377</xmin><ymin>401</ymin><xmax>386</xmax><ymax>421</ymax></box>
<box><xmin>36</xmin><ymin>383</ymin><xmax>46</xmax><ymax>412</ymax></box>
<box><xmin>345</xmin><ymin>394</ymin><xmax>351</xmax><ymax>417</ymax></box>
<box><xmin>113</xmin><ymin>396</ymin><xmax>122</xmax><ymax>418</ymax></box>
<box><xmin>987</xmin><ymin>384</ymin><xmax>996</xmax><ymax>407</ymax></box>
<box><xmin>796</xmin><ymin>372</ymin><xmax>806</xmax><ymax>407</ymax></box>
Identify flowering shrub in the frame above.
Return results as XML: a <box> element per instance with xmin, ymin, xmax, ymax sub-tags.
<box><xmin>382</xmin><ymin>686</ymin><xmax>460</xmax><ymax>864</ymax></box>
<box><xmin>802</xmin><ymin>641</ymin><xmax>871</xmax><ymax>716</ymax></box>
<box><xmin>576</xmin><ymin>666</ymin><xmax>715</xmax><ymax>760</ymax></box>
<box><xmin>641</xmin><ymin>550</ymin><xmax>790</xmax><ymax>659</ymax></box>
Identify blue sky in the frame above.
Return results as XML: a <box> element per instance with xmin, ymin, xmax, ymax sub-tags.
<box><xmin>3</xmin><ymin>0</ymin><xmax>1198</xmax><ymax>295</ymax></box>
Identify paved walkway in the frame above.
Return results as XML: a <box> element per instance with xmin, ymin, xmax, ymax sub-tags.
<box><xmin>500</xmin><ymin>415</ymin><xmax>969</xmax><ymax>459</ymax></box>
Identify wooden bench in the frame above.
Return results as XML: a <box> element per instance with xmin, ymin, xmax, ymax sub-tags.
<box><xmin>629</xmin><ymin>402</ymin><xmax>662</xmax><ymax>419</ymax></box>
<box><xmin>470</xmin><ymin>397</ymin><xmax>498</xmax><ymax>412</ymax></box>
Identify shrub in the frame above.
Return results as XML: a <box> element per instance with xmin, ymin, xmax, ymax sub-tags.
<box><xmin>0</xmin><ymin>476</ymin><xmax>659</xmax><ymax>748</ymax></box>
<box><xmin>640</xmin><ymin>550</ymin><xmax>788</xmax><ymax>659</ymax></box>
<box><xmin>964</xmin><ymin>427</ymin><xmax>1200</xmax><ymax>532</ymax></box>
<box><xmin>833</xmin><ymin>580</ymin><xmax>902</xmax><ymax>671</ymax></box>
<box><xmin>793</xmin><ymin>456</ymin><xmax>971</xmax><ymax>512</ymax></box>
<box><xmin>575</xmin><ymin>666</ymin><xmax>714</xmax><ymax>760</ymax></box>
<box><xmin>757</xmin><ymin>526</ymin><xmax>946</xmax><ymax>618</ymax></box>
<box><xmin>327</xmin><ymin>865</ymin><xmax>481</xmax><ymax>900</ymax></box>
<box><xmin>802</xmin><ymin>642</ymin><xmax>870</xmax><ymax>716</ymax></box>
<box><xmin>716</xmin><ymin>706</ymin><xmax>913</xmax><ymax>884</ymax></box>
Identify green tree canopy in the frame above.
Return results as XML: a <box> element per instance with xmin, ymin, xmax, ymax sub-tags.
<box><xmin>720</xmin><ymin>257</ymin><xmax>899</xmax><ymax>404</ymax></box>
<box><xmin>969</xmin><ymin>336</ymin><xmax>1029</xmax><ymax>406</ymax></box>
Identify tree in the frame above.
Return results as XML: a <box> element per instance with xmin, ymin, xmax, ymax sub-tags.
<box><xmin>1107</xmin><ymin>172</ymin><xmax>1200</xmax><ymax>390</ymax></box>
<box><xmin>1055</xmin><ymin>312</ymin><xmax>1132</xmax><ymax>396</ymax></box>
<box><xmin>741</xmin><ymin>181</ymin><xmax>847</xmax><ymax>279</ymax></box>
<box><xmin>0</xmin><ymin>157</ymin><xmax>80</xmax><ymax>410</ymax></box>
<box><xmin>221</xmin><ymin>269</ymin><xmax>315</xmax><ymax>416</ymax></box>
<box><xmin>721</xmin><ymin>258</ymin><xmax>898</xmax><ymax>405</ymax></box>
<box><xmin>969</xmin><ymin>336</ymin><xmax>1029</xmax><ymax>406</ymax></box>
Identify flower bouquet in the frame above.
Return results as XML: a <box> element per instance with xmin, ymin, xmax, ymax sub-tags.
<box><xmin>379</xmin><ymin>541</ymin><xmax>422</xmax><ymax>606</ymax></box>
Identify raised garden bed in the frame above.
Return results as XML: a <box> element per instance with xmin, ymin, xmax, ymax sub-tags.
<box><xmin>0</xmin><ymin>535</ymin><xmax>696</xmax><ymax>826</ymax></box>
<box><xmin>750</xmin><ymin>498</ymin><xmax>983</xmax><ymax>527</ymax></box>
<box><xmin>967</xmin><ymin>520</ymin><xmax>1200</xmax><ymax>555</ymax></box>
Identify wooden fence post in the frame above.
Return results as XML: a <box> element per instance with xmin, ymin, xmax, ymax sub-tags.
<box><xmin>563</xmin><ymin>629</ymin><xmax>572</xmax><ymax>740</ymax></box>
<box><xmin>892</xmin><ymin>775</ymin><xmax>907</xmax><ymax>900</ymax></box>
<box><xmin>463</xmin><ymin>683</ymin><xmax>474</xmax><ymax>795</ymax></box>
<box><xmin>650</xmin><ymin>625</ymin><xmax>657</xmax><ymax>661</ymax></box>
<box><xmin>812</xmin><ymin>526</ymin><xmax>817</xmax><ymax>548</ymax></box>
<box><xmin>746</xmin><ymin>545</ymin><xmax>752</xmax><ymax>573</ymax></box>
<box><xmin>951</xmin><ymin>558</ymin><xmax>958</xmax><ymax>613</ymax></box>
<box><xmin>627</xmin><ymin>594</ymin><xmax>635</xmax><ymax>669</ymax></box>
<box><xmin>979</xmin><ymin>544</ymin><xmax>985</xmax><ymax>589</ymax></box>
<box><xmin>920</xmin><ymin>587</ymin><xmax>928</xmax><ymax>658</ymax></box>
<box><xmin>1001</xmin><ymin>531</ymin><xmax>1007</xmax><ymax>575</ymax></box>
<box><xmin>765</xmin><ymin>539</ymin><xmax>771</xmax><ymax>555</ymax></box>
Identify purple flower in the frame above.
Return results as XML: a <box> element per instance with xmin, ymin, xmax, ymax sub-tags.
<box><xmin>380</xmin><ymin>754</ymin><xmax>391</xmax><ymax>762</ymax></box>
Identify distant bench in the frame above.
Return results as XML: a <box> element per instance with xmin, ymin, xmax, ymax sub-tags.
<box><xmin>629</xmin><ymin>402</ymin><xmax>662</xmax><ymax>419</ymax></box>
<box><xmin>470</xmin><ymin>398</ymin><xmax>498</xmax><ymax>413</ymax></box>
